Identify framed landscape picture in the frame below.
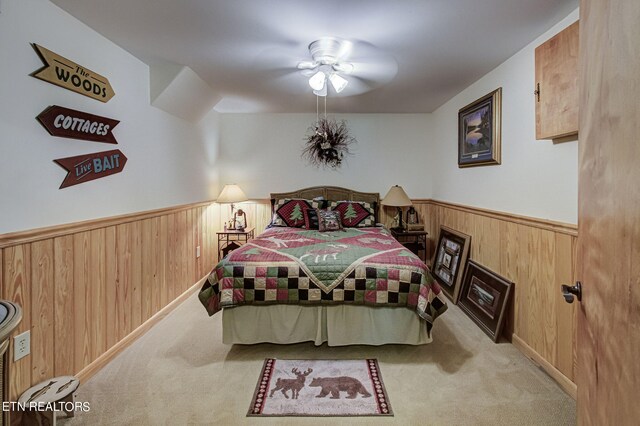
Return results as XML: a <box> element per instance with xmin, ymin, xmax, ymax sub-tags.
<box><xmin>458</xmin><ymin>88</ymin><xmax>502</xmax><ymax>167</ymax></box>
<box><xmin>458</xmin><ymin>260</ymin><xmax>513</xmax><ymax>342</ymax></box>
<box><xmin>431</xmin><ymin>226</ymin><xmax>471</xmax><ymax>303</ymax></box>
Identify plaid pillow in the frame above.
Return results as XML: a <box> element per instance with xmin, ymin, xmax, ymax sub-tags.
<box><xmin>329</xmin><ymin>201</ymin><xmax>375</xmax><ymax>228</ymax></box>
<box><xmin>317</xmin><ymin>209</ymin><xmax>343</xmax><ymax>232</ymax></box>
<box><xmin>270</xmin><ymin>199</ymin><xmax>320</xmax><ymax>228</ymax></box>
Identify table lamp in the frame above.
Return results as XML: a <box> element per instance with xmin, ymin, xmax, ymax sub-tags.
<box><xmin>217</xmin><ymin>184</ymin><xmax>248</xmax><ymax>231</ymax></box>
<box><xmin>381</xmin><ymin>185</ymin><xmax>412</xmax><ymax>231</ymax></box>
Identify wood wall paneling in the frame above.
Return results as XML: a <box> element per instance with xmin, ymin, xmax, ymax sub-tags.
<box><xmin>419</xmin><ymin>199</ymin><xmax>577</xmax><ymax>392</ymax></box>
<box><xmin>3</xmin><ymin>245</ymin><xmax>31</xmax><ymax>402</ymax></box>
<box><xmin>29</xmin><ymin>240</ymin><xmax>54</xmax><ymax>385</ymax></box>
<box><xmin>115</xmin><ymin>223</ymin><xmax>132</xmax><ymax>343</ymax></box>
<box><xmin>141</xmin><ymin>219</ymin><xmax>153</xmax><ymax>323</ymax></box>
<box><xmin>130</xmin><ymin>222</ymin><xmax>143</xmax><ymax>331</ymax></box>
<box><xmin>105</xmin><ymin>227</ymin><xmax>117</xmax><ymax>351</ymax></box>
<box><xmin>0</xmin><ymin>201</ymin><xmax>216</xmax><ymax>409</ymax></box>
<box><xmin>72</xmin><ymin>232</ymin><xmax>90</xmax><ymax>374</ymax></box>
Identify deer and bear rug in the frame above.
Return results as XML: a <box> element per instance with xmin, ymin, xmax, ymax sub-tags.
<box><xmin>248</xmin><ymin>359</ymin><xmax>392</xmax><ymax>416</ymax></box>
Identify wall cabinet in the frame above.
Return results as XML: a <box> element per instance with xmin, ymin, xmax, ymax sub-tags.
<box><xmin>535</xmin><ymin>21</ymin><xmax>579</xmax><ymax>140</ymax></box>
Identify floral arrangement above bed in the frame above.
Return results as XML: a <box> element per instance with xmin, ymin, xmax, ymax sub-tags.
<box><xmin>302</xmin><ymin>118</ymin><xmax>356</xmax><ymax>169</ymax></box>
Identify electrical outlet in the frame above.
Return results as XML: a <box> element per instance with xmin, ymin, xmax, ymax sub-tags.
<box><xmin>196</xmin><ymin>245</ymin><xmax>201</xmax><ymax>258</ymax></box>
<box><xmin>14</xmin><ymin>330</ymin><xmax>30</xmax><ymax>361</ymax></box>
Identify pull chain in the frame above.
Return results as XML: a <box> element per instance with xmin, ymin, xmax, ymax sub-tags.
<box><xmin>324</xmin><ymin>95</ymin><xmax>327</xmax><ymax>119</ymax></box>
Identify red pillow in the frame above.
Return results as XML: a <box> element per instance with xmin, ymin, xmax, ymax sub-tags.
<box><xmin>329</xmin><ymin>201</ymin><xmax>375</xmax><ymax>227</ymax></box>
<box><xmin>271</xmin><ymin>199</ymin><xmax>314</xmax><ymax>228</ymax></box>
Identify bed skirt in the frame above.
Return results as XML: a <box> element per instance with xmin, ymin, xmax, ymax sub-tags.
<box><xmin>222</xmin><ymin>305</ymin><xmax>430</xmax><ymax>346</ymax></box>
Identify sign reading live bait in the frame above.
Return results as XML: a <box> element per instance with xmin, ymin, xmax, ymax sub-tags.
<box><xmin>30</xmin><ymin>44</ymin><xmax>115</xmax><ymax>103</ymax></box>
<box><xmin>54</xmin><ymin>149</ymin><xmax>127</xmax><ymax>189</ymax></box>
<box><xmin>37</xmin><ymin>105</ymin><xmax>120</xmax><ymax>144</ymax></box>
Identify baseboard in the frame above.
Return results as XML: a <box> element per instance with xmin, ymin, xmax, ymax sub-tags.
<box><xmin>511</xmin><ymin>333</ymin><xmax>577</xmax><ymax>399</ymax></box>
<box><xmin>76</xmin><ymin>276</ymin><xmax>207</xmax><ymax>384</ymax></box>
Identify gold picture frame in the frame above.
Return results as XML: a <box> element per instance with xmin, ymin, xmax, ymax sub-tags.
<box><xmin>458</xmin><ymin>88</ymin><xmax>502</xmax><ymax>167</ymax></box>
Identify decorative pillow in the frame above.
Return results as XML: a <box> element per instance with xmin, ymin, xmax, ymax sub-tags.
<box><xmin>303</xmin><ymin>208</ymin><xmax>320</xmax><ymax>230</ymax></box>
<box><xmin>329</xmin><ymin>201</ymin><xmax>375</xmax><ymax>228</ymax></box>
<box><xmin>317</xmin><ymin>209</ymin><xmax>343</xmax><ymax>232</ymax></box>
<box><xmin>270</xmin><ymin>198</ymin><xmax>320</xmax><ymax>228</ymax></box>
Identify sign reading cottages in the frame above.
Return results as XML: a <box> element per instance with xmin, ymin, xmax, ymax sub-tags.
<box><xmin>54</xmin><ymin>149</ymin><xmax>127</xmax><ymax>189</ymax></box>
<box><xmin>31</xmin><ymin>44</ymin><xmax>115</xmax><ymax>102</ymax></box>
<box><xmin>37</xmin><ymin>105</ymin><xmax>120</xmax><ymax>144</ymax></box>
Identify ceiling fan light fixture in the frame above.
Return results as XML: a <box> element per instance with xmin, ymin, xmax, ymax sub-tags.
<box><xmin>329</xmin><ymin>73</ymin><xmax>348</xmax><ymax>93</ymax></box>
<box><xmin>313</xmin><ymin>84</ymin><xmax>328</xmax><ymax>97</ymax></box>
<box><xmin>309</xmin><ymin>71</ymin><xmax>326</xmax><ymax>91</ymax></box>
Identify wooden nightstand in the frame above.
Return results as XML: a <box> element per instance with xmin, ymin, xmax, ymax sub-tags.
<box><xmin>217</xmin><ymin>227</ymin><xmax>255</xmax><ymax>260</ymax></box>
<box><xmin>390</xmin><ymin>228</ymin><xmax>428</xmax><ymax>262</ymax></box>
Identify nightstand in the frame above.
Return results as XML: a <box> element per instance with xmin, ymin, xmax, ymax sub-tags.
<box><xmin>390</xmin><ymin>228</ymin><xmax>428</xmax><ymax>262</ymax></box>
<box><xmin>217</xmin><ymin>227</ymin><xmax>255</xmax><ymax>259</ymax></box>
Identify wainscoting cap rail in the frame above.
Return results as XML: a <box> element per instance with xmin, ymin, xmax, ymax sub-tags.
<box><xmin>416</xmin><ymin>199</ymin><xmax>578</xmax><ymax>236</ymax></box>
<box><xmin>0</xmin><ymin>200</ymin><xmax>215</xmax><ymax>249</ymax></box>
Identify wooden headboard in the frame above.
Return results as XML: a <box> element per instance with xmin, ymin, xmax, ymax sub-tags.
<box><xmin>270</xmin><ymin>186</ymin><xmax>380</xmax><ymax>222</ymax></box>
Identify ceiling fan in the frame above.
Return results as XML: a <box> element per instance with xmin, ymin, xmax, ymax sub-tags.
<box><xmin>295</xmin><ymin>37</ymin><xmax>397</xmax><ymax>97</ymax></box>
<box><xmin>255</xmin><ymin>36</ymin><xmax>398</xmax><ymax>97</ymax></box>
<box><xmin>297</xmin><ymin>37</ymin><xmax>355</xmax><ymax>96</ymax></box>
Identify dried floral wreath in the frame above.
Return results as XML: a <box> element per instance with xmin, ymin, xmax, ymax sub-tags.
<box><xmin>302</xmin><ymin>118</ymin><xmax>356</xmax><ymax>169</ymax></box>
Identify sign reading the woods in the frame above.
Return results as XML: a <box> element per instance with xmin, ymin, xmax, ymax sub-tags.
<box><xmin>31</xmin><ymin>44</ymin><xmax>115</xmax><ymax>102</ymax></box>
<box><xmin>37</xmin><ymin>105</ymin><xmax>120</xmax><ymax>144</ymax></box>
<box><xmin>54</xmin><ymin>149</ymin><xmax>127</xmax><ymax>189</ymax></box>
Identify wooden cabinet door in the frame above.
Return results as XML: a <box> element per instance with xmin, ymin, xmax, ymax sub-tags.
<box><xmin>535</xmin><ymin>21</ymin><xmax>579</xmax><ymax>140</ymax></box>
<box><xmin>577</xmin><ymin>1</ymin><xmax>640</xmax><ymax>424</ymax></box>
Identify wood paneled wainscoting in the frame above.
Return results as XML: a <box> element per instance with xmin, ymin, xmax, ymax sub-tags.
<box><xmin>0</xmin><ymin>200</ymin><xmax>224</xmax><ymax>410</ymax></box>
<box><xmin>389</xmin><ymin>200</ymin><xmax>578</xmax><ymax>398</ymax></box>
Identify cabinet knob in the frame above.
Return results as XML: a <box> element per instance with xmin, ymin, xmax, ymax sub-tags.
<box><xmin>534</xmin><ymin>83</ymin><xmax>541</xmax><ymax>102</ymax></box>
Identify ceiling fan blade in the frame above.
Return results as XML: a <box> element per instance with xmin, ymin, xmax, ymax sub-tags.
<box><xmin>332</xmin><ymin>63</ymin><xmax>354</xmax><ymax>74</ymax></box>
<box><xmin>297</xmin><ymin>61</ymin><xmax>318</xmax><ymax>69</ymax></box>
<box><xmin>339</xmin><ymin>75</ymin><xmax>379</xmax><ymax>96</ymax></box>
<box><xmin>300</xmin><ymin>69</ymin><xmax>318</xmax><ymax>77</ymax></box>
<box><xmin>341</xmin><ymin>40</ymin><xmax>398</xmax><ymax>83</ymax></box>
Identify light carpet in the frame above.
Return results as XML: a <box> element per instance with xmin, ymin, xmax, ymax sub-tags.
<box><xmin>60</xmin><ymin>293</ymin><xmax>576</xmax><ymax>425</ymax></box>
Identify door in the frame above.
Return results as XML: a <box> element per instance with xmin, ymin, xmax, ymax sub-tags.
<box><xmin>577</xmin><ymin>1</ymin><xmax>640</xmax><ymax>424</ymax></box>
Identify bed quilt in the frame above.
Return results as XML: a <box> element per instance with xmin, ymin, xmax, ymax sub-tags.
<box><xmin>198</xmin><ymin>227</ymin><xmax>447</xmax><ymax>334</ymax></box>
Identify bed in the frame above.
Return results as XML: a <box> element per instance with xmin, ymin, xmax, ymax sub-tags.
<box><xmin>198</xmin><ymin>186</ymin><xmax>447</xmax><ymax>346</ymax></box>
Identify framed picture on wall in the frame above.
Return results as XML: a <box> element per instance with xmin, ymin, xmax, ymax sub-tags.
<box><xmin>431</xmin><ymin>226</ymin><xmax>471</xmax><ymax>303</ymax></box>
<box><xmin>458</xmin><ymin>260</ymin><xmax>513</xmax><ymax>342</ymax></box>
<box><xmin>458</xmin><ymin>88</ymin><xmax>502</xmax><ymax>167</ymax></box>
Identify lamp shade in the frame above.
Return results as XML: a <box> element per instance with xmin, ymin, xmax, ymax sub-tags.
<box><xmin>381</xmin><ymin>185</ymin><xmax>412</xmax><ymax>207</ymax></box>
<box><xmin>217</xmin><ymin>184</ymin><xmax>248</xmax><ymax>204</ymax></box>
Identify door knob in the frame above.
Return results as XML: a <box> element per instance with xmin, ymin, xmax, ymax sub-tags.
<box><xmin>561</xmin><ymin>281</ymin><xmax>582</xmax><ymax>303</ymax></box>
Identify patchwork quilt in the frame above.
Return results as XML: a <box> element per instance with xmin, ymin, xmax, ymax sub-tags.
<box><xmin>198</xmin><ymin>227</ymin><xmax>448</xmax><ymax>335</ymax></box>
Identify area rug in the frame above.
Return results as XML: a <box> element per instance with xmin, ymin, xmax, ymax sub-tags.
<box><xmin>248</xmin><ymin>358</ymin><xmax>393</xmax><ymax>417</ymax></box>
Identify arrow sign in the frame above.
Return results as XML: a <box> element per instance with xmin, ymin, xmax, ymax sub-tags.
<box><xmin>54</xmin><ymin>149</ymin><xmax>127</xmax><ymax>189</ymax></box>
<box><xmin>31</xmin><ymin>44</ymin><xmax>115</xmax><ymax>103</ymax></box>
<box><xmin>37</xmin><ymin>105</ymin><xmax>120</xmax><ymax>144</ymax></box>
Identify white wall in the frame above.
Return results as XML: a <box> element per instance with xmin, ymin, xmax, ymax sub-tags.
<box><xmin>219</xmin><ymin>113</ymin><xmax>433</xmax><ymax>200</ymax></box>
<box><xmin>0</xmin><ymin>0</ymin><xmax>219</xmax><ymax>234</ymax></box>
<box><xmin>430</xmin><ymin>9</ymin><xmax>579</xmax><ymax>224</ymax></box>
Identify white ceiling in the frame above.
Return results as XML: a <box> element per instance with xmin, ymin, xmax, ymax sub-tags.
<box><xmin>51</xmin><ymin>0</ymin><xmax>578</xmax><ymax>113</ymax></box>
